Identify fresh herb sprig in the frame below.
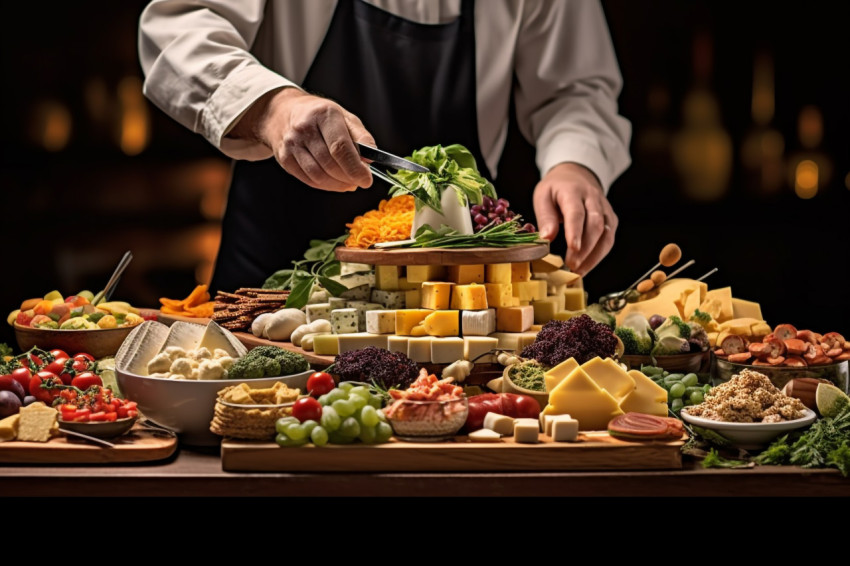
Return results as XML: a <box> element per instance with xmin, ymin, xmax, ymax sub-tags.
<box><xmin>262</xmin><ymin>235</ymin><xmax>349</xmax><ymax>310</ymax></box>
<box><xmin>404</xmin><ymin>217</ymin><xmax>545</xmax><ymax>249</ymax></box>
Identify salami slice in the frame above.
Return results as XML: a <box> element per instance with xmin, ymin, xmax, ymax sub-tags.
<box><xmin>608</xmin><ymin>412</ymin><xmax>684</xmax><ymax>440</ymax></box>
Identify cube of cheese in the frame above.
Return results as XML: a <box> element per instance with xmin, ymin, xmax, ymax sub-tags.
<box><xmin>510</xmin><ymin>262</ymin><xmax>531</xmax><ymax>282</ymax></box>
<box><xmin>312</xmin><ymin>334</ymin><xmax>339</xmax><ymax>355</ymax></box>
<box><xmin>531</xmin><ymin>253</ymin><xmax>565</xmax><ymax>274</ymax></box>
<box><xmin>550</xmin><ymin>416</ymin><xmax>579</xmax><ymax>442</ymax></box>
<box><xmin>541</xmin><ymin>413</ymin><xmax>572</xmax><ymax>437</ymax></box>
<box><xmin>331</xmin><ymin>308</ymin><xmax>358</xmax><ymax>334</ymax></box>
<box><xmin>468</xmin><ymin>428</ymin><xmax>502</xmax><ymax>442</ymax></box>
<box><xmin>485</xmin><ymin>263</ymin><xmax>512</xmax><ymax>284</ymax></box>
<box><xmin>563</xmin><ymin>288</ymin><xmax>586</xmax><ymax>311</ymax></box>
<box><xmin>490</xmin><ymin>331</ymin><xmax>537</xmax><ymax>351</ymax></box>
<box><xmin>395</xmin><ymin>309</ymin><xmax>431</xmax><ymax>335</ymax></box>
<box><xmin>406</xmin><ymin>265</ymin><xmax>446</xmax><ymax>283</ymax></box>
<box><xmin>484</xmin><ymin>412</ymin><xmax>516</xmax><ymax>436</ymax></box>
<box><xmin>552</xmin><ymin>310</ymin><xmax>583</xmax><ymax>321</ymax></box>
<box><xmin>531</xmin><ymin>298</ymin><xmax>559</xmax><ymax>325</ymax></box>
<box><xmin>512</xmin><ymin>280</ymin><xmax>545</xmax><ymax>302</ymax></box>
<box><xmin>430</xmin><ymin>337</ymin><xmax>464</xmax><ymax>363</ymax></box>
<box><xmin>447</xmin><ymin>264</ymin><xmax>484</xmax><ymax>284</ymax></box>
<box><xmin>546</xmin><ymin>269</ymin><xmax>582</xmax><ymax>287</ymax></box>
<box><xmin>513</xmin><ymin>418</ymin><xmax>540</xmax><ymax>443</ymax></box>
<box><xmin>422</xmin><ymin>310</ymin><xmax>460</xmax><ymax>337</ymax></box>
<box><xmin>328</xmin><ymin>297</ymin><xmax>347</xmax><ymax>310</ymax></box>
<box><xmin>371</xmin><ymin>289</ymin><xmax>406</xmax><ymax>309</ymax></box>
<box><xmin>404</xmin><ymin>289</ymin><xmax>421</xmax><ymax>308</ymax></box>
<box><xmin>396</xmin><ymin>277</ymin><xmax>421</xmax><ymax>291</ymax></box>
<box><xmin>387</xmin><ymin>335</ymin><xmax>409</xmax><ymax>355</ymax></box>
<box><xmin>450</xmin><ymin>284</ymin><xmax>488</xmax><ymax>309</ymax></box>
<box><xmin>407</xmin><ymin>337</ymin><xmax>433</xmax><ymax>363</ymax></box>
<box><xmin>420</xmin><ymin>282</ymin><xmax>454</xmax><ymax>310</ymax></box>
<box><xmin>337</xmin><ymin>332</ymin><xmax>389</xmax><ymax>353</ymax></box>
<box><xmin>484</xmin><ymin>283</ymin><xmax>513</xmax><ymax>308</ymax></box>
<box><xmin>496</xmin><ymin>306</ymin><xmax>533</xmax><ymax>332</ymax></box>
<box><xmin>374</xmin><ymin>265</ymin><xmax>400</xmax><ymax>290</ymax></box>
<box><xmin>365</xmin><ymin>310</ymin><xmax>396</xmax><ymax>334</ymax></box>
<box><xmin>461</xmin><ymin>309</ymin><xmax>496</xmax><ymax>336</ymax></box>
<box><xmin>464</xmin><ymin>336</ymin><xmax>498</xmax><ymax>362</ymax></box>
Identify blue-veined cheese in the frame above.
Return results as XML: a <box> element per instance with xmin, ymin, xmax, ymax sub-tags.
<box><xmin>461</xmin><ymin>309</ymin><xmax>496</xmax><ymax>336</ymax></box>
<box><xmin>365</xmin><ymin>310</ymin><xmax>397</xmax><ymax>334</ymax></box>
<box><xmin>371</xmin><ymin>289</ymin><xmax>406</xmax><ymax>309</ymax></box>
<box><xmin>340</xmin><ymin>283</ymin><xmax>371</xmax><ymax>300</ymax></box>
<box><xmin>328</xmin><ymin>297</ymin><xmax>348</xmax><ymax>310</ymax></box>
<box><xmin>305</xmin><ymin>303</ymin><xmax>332</xmax><ymax>324</ymax></box>
<box><xmin>330</xmin><ymin>308</ymin><xmax>358</xmax><ymax>334</ymax></box>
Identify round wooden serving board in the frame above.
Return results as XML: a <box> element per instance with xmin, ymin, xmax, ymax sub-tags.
<box><xmin>335</xmin><ymin>243</ymin><xmax>549</xmax><ymax>265</ymax></box>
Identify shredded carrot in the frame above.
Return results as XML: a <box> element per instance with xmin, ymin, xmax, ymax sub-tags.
<box><xmin>344</xmin><ymin>195</ymin><xmax>415</xmax><ymax>248</ymax></box>
<box><xmin>159</xmin><ymin>284</ymin><xmax>214</xmax><ymax>318</ymax></box>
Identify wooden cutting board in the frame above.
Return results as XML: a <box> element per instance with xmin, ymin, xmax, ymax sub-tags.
<box><xmin>0</xmin><ymin>425</ymin><xmax>178</xmax><ymax>465</ymax></box>
<box><xmin>221</xmin><ymin>432</ymin><xmax>684</xmax><ymax>472</ymax></box>
<box><xmin>335</xmin><ymin>243</ymin><xmax>549</xmax><ymax>266</ymax></box>
<box><xmin>233</xmin><ymin>332</ymin><xmax>335</xmax><ymax>367</ymax></box>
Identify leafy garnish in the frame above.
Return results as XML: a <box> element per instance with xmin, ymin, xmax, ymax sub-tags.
<box><xmin>262</xmin><ymin>235</ymin><xmax>348</xmax><ymax>309</ymax></box>
<box><xmin>376</xmin><ymin>217</ymin><xmax>544</xmax><ymax>249</ymax></box>
<box><xmin>702</xmin><ymin>448</ymin><xmax>752</xmax><ymax>469</ymax></box>
<box><xmin>386</xmin><ymin>144</ymin><xmax>496</xmax><ymax>213</ymax></box>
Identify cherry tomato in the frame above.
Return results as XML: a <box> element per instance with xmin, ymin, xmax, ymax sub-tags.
<box><xmin>27</xmin><ymin>353</ymin><xmax>46</xmax><ymax>369</ymax></box>
<box><xmin>10</xmin><ymin>367</ymin><xmax>32</xmax><ymax>392</ymax></box>
<box><xmin>73</xmin><ymin>353</ymin><xmax>96</xmax><ymax>363</ymax></box>
<box><xmin>71</xmin><ymin>372</ymin><xmax>103</xmax><ymax>390</ymax></box>
<box><xmin>49</xmin><ymin>349</ymin><xmax>69</xmax><ymax>360</ymax></box>
<box><xmin>306</xmin><ymin>371</ymin><xmax>335</xmax><ymax>397</ymax></box>
<box><xmin>71</xmin><ymin>359</ymin><xmax>89</xmax><ymax>373</ymax></box>
<box><xmin>44</xmin><ymin>357</ymin><xmax>70</xmax><ymax>380</ymax></box>
<box><xmin>28</xmin><ymin>371</ymin><xmax>63</xmax><ymax>405</ymax></box>
<box><xmin>291</xmin><ymin>396</ymin><xmax>323</xmax><ymax>423</ymax></box>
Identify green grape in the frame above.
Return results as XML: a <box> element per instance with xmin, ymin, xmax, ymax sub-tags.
<box><xmin>703</xmin><ymin>384</ymin><xmax>712</xmax><ymax>394</ymax></box>
<box><xmin>339</xmin><ymin>416</ymin><xmax>361</xmax><ymax>438</ymax></box>
<box><xmin>689</xmin><ymin>391</ymin><xmax>704</xmax><ymax>405</ymax></box>
<box><xmin>320</xmin><ymin>405</ymin><xmax>341</xmax><ymax>431</ymax></box>
<box><xmin>367</xmin><ymin>395</ymin><xmax>383</xmax><ymax>410</ymax></box>
<box><xmin>641</xmin><ymin>366</ymin><xmax>664</xmax><ymax>376</ymax></box>
<box><xmin>285</xmin><ymin>423</ymin><xmax>308</xmax><ymax>440</ymax></box>
<box><xmin>328</xmin><ymin>431</ymin><xmax>356</xmax><ymax>444</ymax></box>
<box><xmin>349</xmin><ymin>394</ymin><xmax>368</xmax><ymax>410</ymax></box>
<box><xmin>325</xmin><ymin>388</ymin><xmax>347</xmax><ymax>404</ymax></box>
<box><xmin>682</xmin><ymin>373</ymin><xmax>699</xmax><ymax>387</ymax></box>
<box><xmin>276</xmin><ymin>433</ymin><xmax>308</xmax><ymax>447</ymax></box>
<box><xmin>671</xmin><ymin>398</ymin><xmax>684</xmax><ymax>412</ymax></box>
<box><xmin>376</xmin><ymin>408</ymin><xmax>388</xmax><ymax>423</ymax></box>
<box><xmin>664</xmin><ymin>374</ymin><xmax>684</xmax><ymax>386</ymax></box>
<box><xmin>338</xmin><ymin>381</ymin><xmax>355</xmax><ymax>392</ymax></box>
<box><xmin>358</xmin><ymin>424</ymin><xmax>377</xmax><ymax>444</ymax></box>
<box><xmin>310</xmin><ymin>425</ymin><xmax>329</xmax><ymax>446</ymax></box>
<box><xmin>332</xmin><ymin>398</ymin><xmax>356</xmax><ymax>417</ymax></box>
<box><xmin>301</xmin><ymin>420</ymin><xmax>319</xmax><ymax>435</ymax></box>
<box><xmin>316</xmin><ymin>394</ymin><xmax>329</xmax><ymax>406</ymax></box>
<box><xmin>348</xmin><ymin>386</ymin><xmax>370</xmax><ymax>399</ymax></box>
<box><xmin>360</xmin><ymin>405</ymin><xmax>379</xmax><ymax>427</ymax></box>
<box><xmin>375</xmin><ymin>421</ymin><xmax>393</xmax><ymax>443</ymax></box>
<box><xmin>669</xmin><ymin>382</ymin><xmax>686</xmax><ymax>399</ymax></box>
<box><xmin>275</xmin><ymin>417</ymin><xmax>298</xmax><ymax>435</ymax></box>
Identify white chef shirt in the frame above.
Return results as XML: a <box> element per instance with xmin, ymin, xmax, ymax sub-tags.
<box><xmin>138</xmin><ymin>0</ymin><xmax>632</xmax><ymax>191</ymax></box>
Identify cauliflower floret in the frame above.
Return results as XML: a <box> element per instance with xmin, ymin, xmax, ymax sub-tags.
<box><xmin>147</xmin><ymin>353</ymin><xmax>173</xmax><ymax>375</ymax></box>
<box><xmin>188</xmin><ymin>368</ymin><xmax>201</xmax><ymax>380</ymax></box>
<box><xmin>148</xmin><ymin>372</ymin><xmax>170</xmax><ymax>380</ymax></box>
<box><xmin>190</xmin><ymin>347</ymin><xmax>212</xmax><ymax>361</ymax></box>
<box><xmin>163</xmin><ymin>346</ymin><xmax>188</xmax><ymax>360</ymax></box>
<box><xmin>218</xmin><ymin>356</ymin><xmax>234</xmax><ymax>371</ymax></box>
<box><xmin>198</xmin><ymin>359</ymin><xmax>225</xmax><ymax>380</ymax></box>
<box><xmin>169</xmin><ymin>357</ymin><xmax>194</xmax><ymax>377</ymax></box>
<box><xmin>213</xmin><ymin>348</ymin><xmax>232</xmax><ymax>359</ymax></box>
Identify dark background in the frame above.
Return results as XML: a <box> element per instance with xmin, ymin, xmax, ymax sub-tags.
<box><xmin>2</xmin><ymin>0</ymin><xmax>848</xmax><ymax>350</ymax></box>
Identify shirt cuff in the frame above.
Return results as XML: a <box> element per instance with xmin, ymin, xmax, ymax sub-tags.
<box><xmin>201</xmin><ymin>63</ymin><xmax>300</xmax><ymax>161</ymax></box>
<box><xmin>536</xmin><ymin>136</ymin><xmax>631</xmax><ymax>194</ymax></box>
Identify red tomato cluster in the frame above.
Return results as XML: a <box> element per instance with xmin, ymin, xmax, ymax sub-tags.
<box><xmin>20</xmin><ymin>349</ymin><xmax>104</xmax><ymax>405</ymax></box>
<box><xmin>57</xmin><ymin>385</ymin><xmax>138</xmax><ymax>423</ymax></box>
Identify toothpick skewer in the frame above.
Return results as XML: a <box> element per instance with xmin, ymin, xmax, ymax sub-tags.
<box><xmin>696</xmin><ymin>267</ymin><xmax>718</xmax><ymax>282</ymax></box>
<box><xmin>664</xmin><ymin>259</ymin><xmax>696</xmax><ymax>280</ymax></box>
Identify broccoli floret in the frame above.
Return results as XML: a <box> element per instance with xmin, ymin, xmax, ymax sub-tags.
<box><xmin>689</xmin><ymin>309</ymin><xmax>713</xmax><ymax>326</ymax></box>
<box><xmin>651</xmin><ymin>334</ymin><xmax>690</xmax><ymax>356</ymax></box>
<box><xmin>687</xmin><ymin>322</ymin><xmax>710</xmax><ymax>352</ymax></box>
<box><xmin>226</xmin><ymin>357</ymin><xmax>266</xmax><ymax>380</ymax></box>
<box><xmin>614</xmin><ymin>312</ymin><xmax>654</xmax><ymax>355</ymax></box>
<box><xmin>654</xmin><ymin>315</ymin><xmax>691</xmax><ymax>340</ymax></box>
<box><xmin>585</xmin><ymin>303</ymin><xmax>616</xmax><ymax>330</ymax></box>
<box><xmin>241</xmin><ymin>345</ymin><xmax>309</xmax><ymax>376</ymax></box>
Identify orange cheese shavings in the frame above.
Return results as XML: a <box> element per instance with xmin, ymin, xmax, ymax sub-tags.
<box><xmin>159</xmin><ymin>284</ymin><xmax>214</xmax><ymax>318</ymax></box>
<box><xmin>344</xmin><ymin>195</ymin><xmax>415</xmax><ymax>249</ymax></box>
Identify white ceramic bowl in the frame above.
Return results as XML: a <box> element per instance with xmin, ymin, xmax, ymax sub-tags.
<box><xmin>115</xmin><ymin>369</ymin><xmax>311</xmax><ymax>446</ymax></box>
<box><xmin>679</xmin><ymin>407</ymin><xmax>817</xmax><ymax>450</ymax></box>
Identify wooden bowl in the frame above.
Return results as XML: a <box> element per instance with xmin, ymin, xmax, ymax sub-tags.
<box><xmin>620</xmin><ymin>351</ymin><xmax>709</xmax><ymax>374</ymax></box>
<box><xmin>14</xmin><ymin>323</ymin><xmax>137</xmax><ymax>359</ymax></box>
<box><xmin>501</xmin><ymin>364</ymin><xmax>550</xmax><ymax>411</ymax></box>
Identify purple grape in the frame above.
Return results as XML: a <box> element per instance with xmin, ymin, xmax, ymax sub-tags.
<box><xmin>522</xmin><ymin>223</ymin><xmax>536</xmax><ymax>232</ymax></box>
<box><xmin>474</xmin><ymin>213</ymin><xmax>487</xmax><ymax>225</ymax></box>
<box><xmin>494</xmin><ymin>204</ymin><xmax>506</xmax><ymax>215</ymax></box>
<box><xmin>494</xmin><ymin>218</ymin><xmax>503</xmax><ymax>225</ymax></box>
<box><xmin>470</xmin><ymin>204</ymin><xmax>482</xmax><ymax>215</ymax></box>
<box><xmin>488</xmin><ymin>212</ymin><xmax>498</xmax><ymax>220</ymax></box>
<box><xmin>483</xmin><ymin>196</ymin><xmax>494</xmax><ymax>208</ymax></box>
<box><xmin>497</xmin><ymin>198</ymin><xmax>510</xmax><ymax>208</ymax></box>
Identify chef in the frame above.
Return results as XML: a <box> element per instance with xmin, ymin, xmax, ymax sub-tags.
<box><xmin>138</xmin><ymin>0</ymin><xmax>632</xmax><ymax>293</ymax></box>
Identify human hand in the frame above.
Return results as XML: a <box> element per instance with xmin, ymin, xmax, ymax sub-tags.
<box><xmin>532</xmin><ymin>162</ymin><xmax>618</xmax><ymax>276</ymax></box>
<box><xmin>231</xmin><ymin>87</ymin><xmax>375</xmax><ymax>191</ymax></box>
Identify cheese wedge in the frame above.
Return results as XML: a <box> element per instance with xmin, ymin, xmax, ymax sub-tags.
<box><xmin>542</xmin><ymin>366</ymin><xmax>624</xmax><ymax>430</ymax></box>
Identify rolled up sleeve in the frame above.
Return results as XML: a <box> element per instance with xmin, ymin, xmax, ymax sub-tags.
<box><xmin>513</xmin><ymin>0</ymin><xmax>632</xmax><ymax>192</ymax></box>
<box><xmin>138</xmin><ymin>0</ymin><xmax>297</xmax><ymax>160</ymax></box>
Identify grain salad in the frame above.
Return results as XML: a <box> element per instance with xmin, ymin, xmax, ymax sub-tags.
<box><xmin>685</xmin><ymin>369</ymin><xmax>806</xmax><ymax>423</ymax></box>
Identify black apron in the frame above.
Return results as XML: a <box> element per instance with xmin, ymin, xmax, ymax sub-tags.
<box><xmin>211</xmin><ymin>0</ymin><xmax>530</xmax><ymax>293</ymax></box>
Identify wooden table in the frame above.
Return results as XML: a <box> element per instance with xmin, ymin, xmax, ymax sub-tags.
<box><xmin>1</xmin><ymin>447</ymin><xmax>846</xmax><ymax>498</ymax></box>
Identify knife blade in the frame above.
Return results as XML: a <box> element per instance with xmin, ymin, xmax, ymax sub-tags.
<box><xmin>357</xmin><ymin>142</ymin><xmax>429</xmax><ymax>173</ymax></box>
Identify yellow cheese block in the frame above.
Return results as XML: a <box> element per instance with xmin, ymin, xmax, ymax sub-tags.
<box><xmin>450</xmin><ymin>284</ymin><xmax>488</xmax><ymax>309</ymax></box>
<box><xmin>485</xmin><ymin>263</ymin><xmax>512</xmax><ymax>284</ymax></box>
<box><xmin>410</xmin><ymin>323</ymin><xmax>429</xmax><ymax>337</ymax></box>
<box><xmin>531</xmin><ymin>253</ymin><xmax>564</xmax><ymax>273</ymax></box>
<box><xmin>510</xmin><ymin>262</ymin><xmax>531</xmax><ymax>282</ymax></box>
<box><xmin>484</xmin><ymin>283</ymin><xmax>513</xmax><ymax>308</ymax></box>
<box><xmin>404</xmin><ymin>289</ymin><xmax>421</xmax><ymax>308</ymax></box>
<box><xmin>674</xmin><ymin>286</ymin><xmax>702</xmax><ymax>320</ymax></box>
<box><xmin>395</xmin><ymin>309</ymin><xmax>432</xmax><ymax>335</ymax></box>
<box><xmin>750</xmin><ymin>321</ymin><xmax>772</xmax><ymax>339</ymax></box>
<box><xmin>422</xmin><ymin>310</ymin><xmax>460</xmax><ymax>337</ymax></box>
<box><xmin>375</xmin><ymin>265</ymin><xmax>400</xmax><ymax>290</ymax></box>
<box><xmin>619</xmin><ymin>370</ymin><xmax>668</xmax><ymax>416</ymax></box>
<box><xmin>406</xmin><ymin>265</ymin><xmax>446</xmax><ymax>284</ymax></box>
<box><xmin>420</xmin><ymin>282</ymin><xmax>454</xmax><ymax>310</ymax></box>
<box><xmin>580</xmin><ymin>357</ymin><xmax>636</xmax><ymax>403</ymax></box>
<box><xmin>542</xmin><ymin>366</ymin><xmax>624</xmax><ymax>431</ymax></box>
<box><xmin>544</xmin><ymin>358</ymin><xmax>580</xmax><ymax>392</ymax></box>
<box><xmin>731</xmin><ymin>298</ymin><xmax>763</xmax><ymax>321</ymax></box>
<box><xmin>698</xmin><ymin>297</ymin><xmax>724</xmax><ymax>321</ymax></box>
<box><xmin>312</xmin><ymin>334</ymin><xmax>339</xmax><ymax>355</ymax></box>
<box><xmin>545</xmin><ymin>270</ymin><xmax>582</xmax><ymax>288</ymax></box>
<box><xmin>447</xmin><ymin>264</ymin><xmax>484</xmax><ymax>284</ymax></box>
<box><xmin>397</xmin><ymin>277</ymin><xmax>421</xmax><ymax>291</ymax></box>
<box><xmin>615</xmin><ymin>278</ymin><xmax>708</xmax><ymax>326</ymax></box>
<box><xmin>532</xmin><ymin>298</ymin><xmax>559</xmax><ymax>325</ymax></box>
<box><xmin>700</xmin><ymin>287</ymin><xmax>733</xmax><ymax>322</ymax></box>
<box><xmin>0</xmin><ymin>413</ymin><xmax>20</xmax><ymax>441</ymax></box>
<box><xmin>553</xmin><ymin>310</ymin><xmax>583</xmax><ymax>321</ymax></box>
<box><xmin>563</xmin><ymin>287</ymin><xmax>586</xmax><ymax>311</ymax></box>
<box><xmin>495</xmin><ymin>306</ymin><xmax>534</xmax><ymax>332</ymax></box>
